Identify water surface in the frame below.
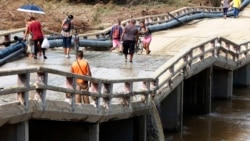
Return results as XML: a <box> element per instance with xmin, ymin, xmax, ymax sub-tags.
<box><xmin>166</xmin><ymin>88</ymin><xmax>250</xmax><ymax>141</ymax></box>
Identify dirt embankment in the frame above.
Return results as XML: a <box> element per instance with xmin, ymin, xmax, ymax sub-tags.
<box><xmin>0</xmin><ymin>0</ymin><xmax>201</xmax><ymax>34</ymax></box>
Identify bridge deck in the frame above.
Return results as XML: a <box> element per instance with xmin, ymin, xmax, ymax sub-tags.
<box><xmin>0</xmin><ymin>5</ymin><xmax>250</xmax><ymax>122</ymax></box>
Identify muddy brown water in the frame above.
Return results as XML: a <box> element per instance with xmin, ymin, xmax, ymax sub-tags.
<box><xmin>165</xmin><ymin>87</ymin><xmax>250</xmax><ymax>141</ymax></box>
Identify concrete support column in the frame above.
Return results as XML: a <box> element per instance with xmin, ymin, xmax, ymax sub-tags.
<box><xmin>183</xmin><ymin>67</ymin><xmax>212</xmax><ymax>114</ymax></box>
<box><xmin>233</xmin><ymin>64</ymin><xmax>250</xmax><ymax>87</ymax></box>
<box><xmin>197</xmin><ymin>67</ymin><xmax>212</xmax><ymax>114</ymax></box>
<box><xmin>212</xmin><ymin>68</ymin><xmax>233</xmax><ymax>98</ymax></box>
<box><xmin>17</xmin><ymin>121</ymin><xmax>29</xmax><ymax>141</ymax></box>
<box><xmin>160</xmin><ymin>81</ymin><xmax>183</xmax><ymax>132</ymax></box>
<box><xmin>89</xmin><ymin>123</ymin><xmax>99</xmax><ymax>141</ymax></box>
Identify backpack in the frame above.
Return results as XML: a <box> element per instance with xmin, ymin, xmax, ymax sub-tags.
<box><xmin>62</xmin><ymin>19</ymin><xmax>71</xmax><ymax>32</ymax></box>
<box><xmin>112</xmin><ymin>25</ymin><xmax>120</xmax><ymax>39</ymax></box>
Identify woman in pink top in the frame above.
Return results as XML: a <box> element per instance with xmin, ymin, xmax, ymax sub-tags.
<box><xmin>139</xmin><ymin>20</ymin><xmax>152</xmax><ymax>54</ymax></box>
<box><xmin>24</xmin><ymin>16</ymin><xmax>47</xmax><ymax>59</ymax></box>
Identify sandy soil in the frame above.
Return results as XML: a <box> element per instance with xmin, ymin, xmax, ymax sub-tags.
<box><xmin>0</xmin><ymin>0</ymin><xmax>201</xmax><ymax>34</ymax></box>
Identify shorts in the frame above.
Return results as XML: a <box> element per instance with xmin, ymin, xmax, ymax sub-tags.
<box><xmin>112</xmin><ymin>39</ymin><xmax>121</xmax><ymax>47</ymax></box>
<box><xmin>65</xmin><ymin>82</ymin><xmax>88</xmax><ymax>98</ymax></box>
<box><xmin>77</xmin><ymin>82</ymin><xmax>89</xmax><ymax>91</ymax></box>
<box><xmin>123</xmin><ymin>40</ymin><xmax>136</xmax><ymax>55</ymax></box>
<box><xmin>142</xmin><ymin>35</ymin><xmax>152</xmax><ymax>44</ymax></box>
<box><xmin>63</xmin><ymin>36</ymin><xmax>72</xmax><ymax>48</ymax></box>
<box><xmin>76</xmin><ymin>82</ymin><xmax>89</xmax><ymax>104</ymax></box>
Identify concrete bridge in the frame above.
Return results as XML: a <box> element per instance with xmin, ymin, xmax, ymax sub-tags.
<box><xmin>1</xmin><ymin>3</ymin><xmax>250</xmax><ymax>141</ymax></box>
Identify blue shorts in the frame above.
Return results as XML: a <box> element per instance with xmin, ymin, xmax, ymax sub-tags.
<box><xmin>63</xmin><ymin>36</ymin><xmax>72</xmax><ymax>48</ymax></box>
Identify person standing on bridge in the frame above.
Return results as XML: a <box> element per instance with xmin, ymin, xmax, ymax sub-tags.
<box><xmin>71</xmin><ymin>50</ymin><xmax>92</xmax><ymax>104</ymax></box>
<box><xmin>61</xmin><ymin>15</ymin><xmax>74</xmax><ymax>58</ymax></box>
<box><xmin>139</xmin><ymin>20</ymin><xmax>152</xmax><ymax>54</ymax></box>
<box><xmin>121</xmin><ymin>19</ymin><xmax>139</xmax><ymax>63</ymax></box>
<box><xmin>221</xmin><ymin>0</ymin><xmax>230</xmax><ymax>19</ymax></box>
<box><xmin>232</xmin><ymin>0</ymin><xmax>241</xmax><ymax>18</ymax></box>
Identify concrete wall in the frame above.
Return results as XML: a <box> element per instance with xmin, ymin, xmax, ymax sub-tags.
<box><xmin>0</xmin><ymin>116</ymin><xmax>147</xmax><ymax>141</ymax></box>
<box><xmin>212</xmin><ymin>68</ymin><xmax>233</xmax><ymax>98</ymax></box>
<box><xmin>0</xmin><ymin>123</ymin><xmax>19</xmax><ymax>141</ymax></box>
<box><xmin>233</xmin><ymin>64</ymin><xmax>250</xmax><ymax>87</ymax></box>
<box><xmin>100</xmin><ymin>116</ymin><xmax>146</xmax><ymax>141</ymax></box>
<box><xmin>29</xmin><ymin>120</ymin><xmax>90</xmax><ymax>141</ymax></box>
<box><xmin>159</xmin><ymin>82</ymin><xmax>183</xmax><ymax>132</ymax></box>
<box><xmin>183</xmin><ymin>67</ymin><xmax>212</xmax><ymax>115</ymax></box>
<box><xmin>0</xmin><ymin>122</ymin><xmax>28</xmax><ymax>141</ymax></box>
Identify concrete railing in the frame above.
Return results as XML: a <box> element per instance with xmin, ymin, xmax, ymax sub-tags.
<box><xmin>153</xmin><ymin>37</ymin><xmax>250</xmax><ymax>102</ymax></box>
<box><xmin>0</xmin><ymin>66</ymin><xmax>155</xmax><ymax>112</ymax></box>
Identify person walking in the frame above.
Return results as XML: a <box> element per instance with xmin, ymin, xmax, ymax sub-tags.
<box><xmin>24</xmin><ymin>16</ymin><xmax>47</xmax><ymax>60</ymax></box>
<box><xmin>139</xmin><ymin>20</ymin><xmax>152</xmax><ymax>54</ymax></box>
<box><xmin>71</xmin><ymin>50</ymin><xmax>92</xmax><ymax>104</ymax></box>
<box><xmin>121</xmin><ymin>19</ymin><xmax>139</xmax><ymax>63</ymax></box>
<box><xmin>221</xmin><ymin>0</ymin><xmax>230</xmax><ymax>19</ymax></box>
<box><xmin>232</xmin><ymin>0</ymin><xmax>241</xmax><ymax>18</ymax></box>
<box><xmin>61</xmin><ymin>15</ymin><xmax>74</xmax><ymax>58</ymax></box>
<box><xmin>109</xmin><ymin>19</ymin><xmax>123</xmax><ymax>52</ymax></box>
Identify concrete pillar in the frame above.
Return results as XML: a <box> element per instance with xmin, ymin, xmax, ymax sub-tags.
<box><xmin>233</xmin><ymin>64</ymin><xmax>250</xmax><ymax>87</ymax></box>
<box><xmin>212</xmin><ymin>68</ymin><xmax>233</xmax><ymax>98</ymax></box>
<box><xmin>17</xmin><ymin>121</ymin><xmax>29</xmax><ymax>141</ymax></box>
<box><xmin>89</xmin><ymin>123</ymin><xmax>99</xmax><ymax>141</ymax></box>
<box><xmin>0</xmin><ymin>121</ymin><xmax>29</xmax><ymax>141</ymax></box>
<box><xmin>159</xmin><ymin>81</ymin><xmax>183</xmax><ymax>132</ymax></box>
<box><xmin>183</xmin><ymin>67</ymin><xmax>212</xmax><ymax>114</ymax></box>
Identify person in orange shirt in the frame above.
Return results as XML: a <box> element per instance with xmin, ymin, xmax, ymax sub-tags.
<box><xmin>71</xmin><ymin>50</ymin><xmax>92</xmax><ymax>104</ymax></box>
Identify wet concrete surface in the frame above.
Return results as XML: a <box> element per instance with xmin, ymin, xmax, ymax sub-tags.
<box><xmin>1</xmin><ymin>47</ymin><xmax>171</xmax><ymax>79</ymax></box>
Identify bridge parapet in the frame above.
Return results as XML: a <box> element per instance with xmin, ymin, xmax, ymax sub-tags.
<box><xmin>153</xmin><ymin>37</ymin><xmax>250</xmax><ymax>102</ymax></box>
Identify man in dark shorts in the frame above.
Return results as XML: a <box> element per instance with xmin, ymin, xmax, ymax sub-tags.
<box><xmin>121</xmin><ymin>19</ymin><xmax>139</xmax><ymax>63</ymax></box>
